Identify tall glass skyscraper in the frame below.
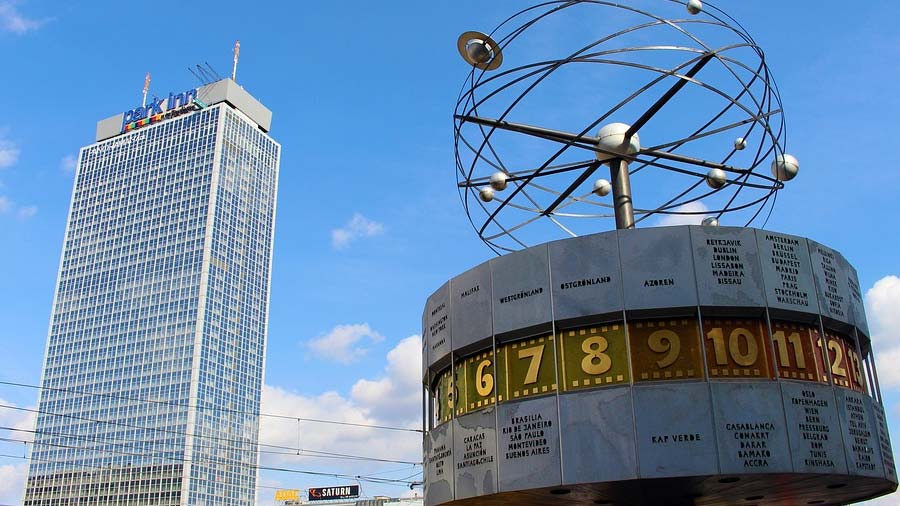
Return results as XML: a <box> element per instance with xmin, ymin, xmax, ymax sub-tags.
<box><xmin>24</xmin><ymin>79</ymin><xmax>280</xmax><ymax>506</ymax></box>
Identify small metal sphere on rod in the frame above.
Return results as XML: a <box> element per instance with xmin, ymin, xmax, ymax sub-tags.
<box><xmin>687</xmin><ymin>0</ymin><xmax>703</xmax><ymax>15</ymax></box>
<box><xmin>593</xmin><ymin>178</ymin><xmax>612</xmax><ymax>197</ymax></box>
<box><xmin>706</xmin><ymin>168</ymin><xmax>728</xmax><ymax>189</ymax></box>
<box><xmin>771</xmin><ymin>154</ymin><xmax>799</xmax><ymax>181</ymax></box>
<box><xmin>490</xmin><ymin>172</ymin><xmax>508</xmax><ymax>191</ymax></box>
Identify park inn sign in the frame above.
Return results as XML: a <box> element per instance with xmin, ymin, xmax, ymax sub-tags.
<box><xmin>120</xmin><ymin>88</ymin><xmax>200</xmax><ymax>133</ymax></box>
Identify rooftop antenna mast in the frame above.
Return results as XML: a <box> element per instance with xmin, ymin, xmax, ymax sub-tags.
<box><xmin>141</xmin><ymin>72</ymin><xmax>151</xmax><ymax>107</ymax></box>
<box><xmin>188</xmin><ymin>67</ymin><xmax>207</xmax><ymax>85</ymax></box>
<box><xmin>204</xmin><ymin>62</ymin><xmax>221</xmax><ymax>81</ymax></box>
<box><xmin>232</xmin><ymin>40</ymin><xmax>241</xmax><ymax>81</ymax></box>
<box><xmin>195</xmin><ymin>65</ymin><xmax>214</xmax><ymax>83</ymax></box>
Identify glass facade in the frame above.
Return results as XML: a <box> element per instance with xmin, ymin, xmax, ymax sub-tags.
<box><xmin>24</xmin><ymin>102</ymin><xmax>280</xmax><ymax>506</ymax></box>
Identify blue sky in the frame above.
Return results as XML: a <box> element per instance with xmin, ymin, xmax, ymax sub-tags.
<box><xmin>1</xmin><ymin>0</ymin><xmax>899</xmax><ymax>504</ymax></box>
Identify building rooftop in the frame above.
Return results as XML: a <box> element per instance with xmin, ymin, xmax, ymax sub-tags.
<box><xmin>95</xmin><ymin>78</ymin><xmax>272</xmax><ymax>142</ymax></box>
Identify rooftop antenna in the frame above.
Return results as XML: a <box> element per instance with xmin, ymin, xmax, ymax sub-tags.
<box><xmin>204</xmin><ymin>62</ymin><xmax>221</xmax><ymax>81</ymax></box>
<box><xmin>194</xmin><ymin>64</ymin><xmax>214</xmax><ymax>84</ymax></box>
<box><xmin>232</xmin><ymin>40</ymin><xmax>241</xmax><ymax>81</ymax></box>
<box><xmin>141</xmin><ymin>72</ymin><xmax>151</xmax><ymax>107</ymax></box>
<box><xmin>188</xmin><ymin>66</ymin><xmax>206</xmax><ymax>86</ymax></box>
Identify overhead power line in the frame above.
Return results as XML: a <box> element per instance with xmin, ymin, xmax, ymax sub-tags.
<box><xmin>0</xmin><ymin>435</ymin><xmax>418</xmax><ymax>487</ymax></box>
<box><xmin>0</xmin><ymin>449</ymin><xmax>420</xmax><ymax>491</ymax></box>
<box><xmin>1</xmin><ymin>423</ymin><xmax>420</xmax><ymax>466</ymax></box>
<box><xmin>0</xmin><ymin>379</ymin><xmax>425</xmax><ymax>492</ymax></box>
<box><xmin>0</xmin><ymin>403</ymin><xmax>421</xmax><ymax>467</ymax></box>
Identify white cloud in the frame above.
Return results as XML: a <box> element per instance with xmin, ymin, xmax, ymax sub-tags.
<box><xmin>874</xmin><ymin>347</ymin><xmax>900</xmax><ymax>388</ymax></box>
<box><xmin>0</xmin><ymin>196</ymin><xmax>37</xmax><ymax>220</ymax></box>
<box><xmin>0</xmin><ymin>462</ymin><xmax>27</xmax><ymax>505</ymax></box>
<box><xmin>867</xmin><ymin>275</ymin><xmax>900</xmax><ymax>388</ymax></box>
<box><xmin>0</xmin><ymin>398</ymin><xmax>36</xmax><ymax>506</ymax></box>
<box><xmin>654</xmin><ymin>201</ymin><xmax>709</xmax><ymax>227</ymax></box>
<box><xmin>350</xmin><ymin>335</ymin><xmax>423</xmax><ymax>424</ymax></box>
<box><xmin>259</xmin><ymin>336</ymin><xmax>423</xmax><ymax>487</ymax></box>
<box><xmin>307</xmin><ymin>323</ymin><xmax>384</xmax><ymax>364</ymax></box>
<box><xmin>0</xmin><ymin>397</ymin><xmax>37</xmax><ymax>441</ymax></box>
<box><xmin>331</xmin><ymin>213</ymin><xmax>385</xmax><ymax>249</ymax></box>
<box><xmin>854</xmin><ymin>490</ymin><xmax>900</xmax><ymax>505</ymax></box>
<box><xmin>16</xmin><ymin>205</ymin><xmax>36</xmax><ymax>220</ymax></box>
<box><xmin>867</xmin><ymin>275</ymin><xmax>900</xmax><ymax>348</ymax></box>
<box><xmin>60</xmin><ymin>154</ymin><xmax>76</xmax><ymax>173</ymax></box>
<box><xmin>0</xmin><ymin>1</ymin><xmax>45</xmax><ymax>34</ymax></box>
<box><xmin>0</xmin><ymin>132</ymin><xmax>19</xmax><ymax>168</ymax></box>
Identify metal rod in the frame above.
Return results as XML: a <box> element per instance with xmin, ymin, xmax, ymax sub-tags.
<box><xmin>459</xmin><ymin>115</ymin><xmax>757</xmax><ymax>176</ymax></box>
<box><xmin>455</xmin><ymin>115</ymin><xmax>598</xmax><ymax>146</ymax></box>
<box><xmin>610</xmin><ymin>159</ymin><xmax>635</xmax><ymax>229</ymax></box>
<box><xmin>541</xmin><ymin>161</ymin><xmax>601</xmax><ymax>216</ymax></box>
<box><xmin>624</xmin><ymin>52</ymin><xmax>715</xmax><ymax>138</ymax></box>
<box><xmin>456</xmin><ymin>159</ymin><xmax>594</xmax><ymax>187</ymax></box>
<box><xmin>638</xmin><ymin>147</ymin><xmax>746</xmax><ymax>173</ymax></box>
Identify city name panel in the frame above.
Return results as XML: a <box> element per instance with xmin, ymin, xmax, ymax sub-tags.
<box><xmin>422</xmin><ymin>226</ymin><xmax>896</xmax><ymax>506</ymax></box>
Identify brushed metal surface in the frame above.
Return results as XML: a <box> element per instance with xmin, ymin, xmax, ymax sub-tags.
<box><xmin>755</xmin><ymin>229</ymin><xmax>818</xmax><ymax>317</ymax></box>
<box><xmin>451</xmin><ymin>261</ymin><xmax>493</xmax><ymax>352</ymax></box>
<box><xmin>491</xmin><ymin>244</ymin><xmax>551</xmax><ymax>338</ymax></box>
<box><xmin>711</xmin><ymin>381</ymin><xmax>791</xmax><ymax>474</ymax></box>
<box><xmin>497</xmin><ymin>396</ymin><xmax>562</xmax><ymax>491</ymax></box>
<box><xmin>454</xmin><ymin>409</ymin><xmax>499</xmax><ymax>499</ymax></box>
<box><xmin>807</xmin><ymin>239</ymin><xmax>852</xmax><ymax>327</ymax></box>
<box><xmin>780</xmin><ymin>380</ymin><xmax>848</xmax><ymax>475</ymax></box>
<box><xmin>632</xmin><ymin>382</ymin><xmax>718</xmax><ymax>478</ymax></box>
<box><xmin>690</xmin><ymin>226</ymin><xmax>765</xmax><ymax>309</ymax></box>
<box><xmin>549</xmin><ymin>231</ymin><xmax>623</xmax><ymax>322</ymax></box>
<box><xmin>426</xmin><ymin>422</ymin><xmax>455</xmax><ymax>506</ymax></box>
<box><xmin>835</xmin><ymin>388</ymin><xmax>885</xmax><ymax>478</ymax></box>
<box><xmin>619</xmin><ymin>227</ymin><xmax>698</xmax><ymax>312</ymax></box>
<box><xmin>427</xmin><ymin>282</ymin><xmax>452</xmax><ymax>372</ymax></box>
<box><xmin>559</xmin><ymin>386</ymin><xmax>638</xmax><ymax>484</ymax></box>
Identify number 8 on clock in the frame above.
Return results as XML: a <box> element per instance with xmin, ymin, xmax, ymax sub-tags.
<box><xmin>557</xmin><ymin>323</ymin><xmax>629</xmax><ymax>391</ymax></box>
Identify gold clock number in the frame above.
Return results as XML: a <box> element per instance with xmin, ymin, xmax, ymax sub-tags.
<box><xmin>816</xmin><ymin>337</ymin><xmax>848</xmax><ymax>378</ymax></box>
<box><xmin>444</xmin><ymin>376</ymin><xmax>452</xmax><ymax>408</ymax></box>
<box><xmin>580</xmin><ymin>335</ymin><xmax>611</xmax><ymax>375</ymax></box>
<box><xmin>772</xmin><ymin>330</ymin><xmax>806</xmax><ymax>369</ymax></box>
<box><xmin>475</xmin><ymin>359</ymin><xmax>494</xmax><ymax>396</ymax></box>
<box><xmin>827</xmin><ymin>340</ymin><xmax>847</xmax><ymax>377</ymax></box>
<box><xmin>561</xmin><ymin>324</ymin><xmax>628</xmax><ymax>390</ymax></box>
<box><xmin>648</xmin><ymin>329</ymin><xmax>680</xmax><ymax>368</ymax></box>
<box><xmin>706</xmin><ymin>327</ymin><xmax>758</xmax><ymax>366</ymax></box>
<box><xmin>847</xmin><ymin>349</ymin><xmax>862</xmax><ymax>384</ymax></box>
<box><xmin>434</xmin><ymin>369</ymin><xmax>455</xmax><ymax>424</ymax></box>
<box><xmin>847</xmin><ymin>348</ymin><xmax>865</xmax><ymax>390</ymax></box>
<box><xmin>517</xmin><ymin>345</ymin><xmax>545</xmax><ymax>385</ymax></box>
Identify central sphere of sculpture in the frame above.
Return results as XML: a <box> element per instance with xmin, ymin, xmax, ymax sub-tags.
<box><xmin>595</xmin><ymin>123</ymin><xmax>639</xmax><ymax>162</ymax></box>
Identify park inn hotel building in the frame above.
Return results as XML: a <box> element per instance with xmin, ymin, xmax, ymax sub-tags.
<box><xmin>24</xmin><ymin>79</ymin><xmax>280</xmax><ymax>505</ymax></box>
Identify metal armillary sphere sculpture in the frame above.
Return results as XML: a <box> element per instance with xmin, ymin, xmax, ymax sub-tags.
<box><xmin>454</xmin><ymin>0</ymin><xmax>798</xmax><ymax>254</ymax></box>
